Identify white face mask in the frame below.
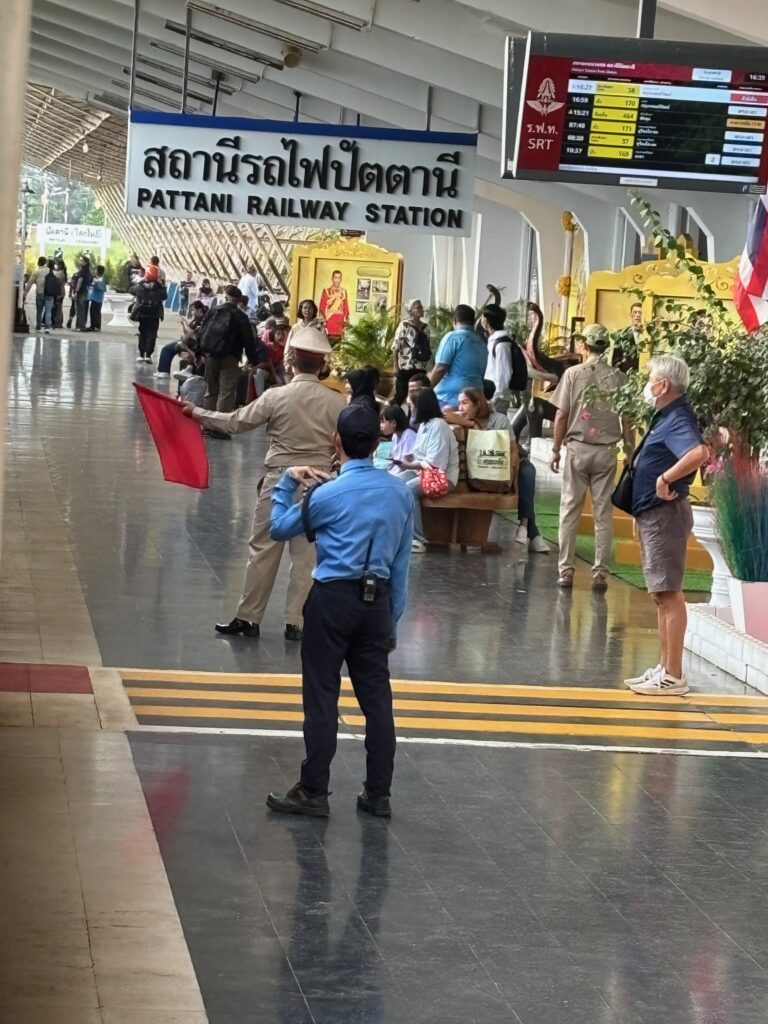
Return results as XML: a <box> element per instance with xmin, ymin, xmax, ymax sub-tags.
<box><xmin>643</xmin><ymin>381</ymin><xmax>657</xmax><ymax>407</ymax></box>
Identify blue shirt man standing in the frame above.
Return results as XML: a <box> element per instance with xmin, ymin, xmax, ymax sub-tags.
<box><xmin>266</xmin><ymin>405</ymin><xmax>414</xmax><ymax>819</ymax></box>
<box><xmin>430</xmin><ymin>303</ymin><xmax>487</xmax><ymax>409</ymax></box>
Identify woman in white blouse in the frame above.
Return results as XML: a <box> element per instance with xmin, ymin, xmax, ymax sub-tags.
<box><xmin>395</xmin><ymin>388</ymin><xmax>459</xmax><ymax>553</ymax></box>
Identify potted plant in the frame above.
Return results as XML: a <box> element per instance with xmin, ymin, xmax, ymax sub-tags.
<box><xmin>709</xmin><ymin>454</ymin><xmax>768</xmax><ymax>641</ymax></box>
<box><xmin>330</xmin><ymin>309</ymin><xmax>397</xmax><ymax>398</ymax></box>
<box><xmin>594</xmin><ymin>191</ymin><xmax>768</xmax><ymax>610</ymax></box>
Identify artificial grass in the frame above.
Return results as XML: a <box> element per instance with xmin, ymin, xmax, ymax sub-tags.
<box><xmin>499</xmin><ymin>495</ymin><xmax>713</xmax><ymax>593</ymax></box>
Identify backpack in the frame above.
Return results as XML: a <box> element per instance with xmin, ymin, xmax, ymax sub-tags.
<box><xmin>412</xmin><ymin>328</ymin><xmax>431</xmax><ymax>364</ymax></box>
<box><xmin>199</xmin><ymin>305</ymin><xmax>236</xmax><ymax>357</ymax></box>
<box><xmin>494</xmin><ymin>334</ymin><xmax>528</xmax><ymax>392</ymax></box>
<box><xmin>43</xmin><ymin>271</ymin><xmax>60</xmax><ymax>298</ymax></box>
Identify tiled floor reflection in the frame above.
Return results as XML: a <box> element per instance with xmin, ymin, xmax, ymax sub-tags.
<box><xmin>4</xmin><ymin>333</ymin><xmax>720</xmax><ymax>691</ymax></box>
<box><xmin>131</xmin><ymin>730</ymin><xmax>768</xmax><ymax>1024</ymax></box>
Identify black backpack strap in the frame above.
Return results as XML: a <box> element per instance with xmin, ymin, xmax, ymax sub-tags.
<box><xmin>301</xmin><ymin>482</ymin><xmax>324</xmax><ymax>542</ymax></box>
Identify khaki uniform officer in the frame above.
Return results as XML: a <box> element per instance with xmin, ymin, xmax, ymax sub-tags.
<box><xmin>185</xmin><ymin>327</ymin><xmax>346</xmax><ymax>641</ymax></box>
<box><xmin>549</xmin><ymin>324</ymin><xmax>631</xmax><ymax>592</ymax></box>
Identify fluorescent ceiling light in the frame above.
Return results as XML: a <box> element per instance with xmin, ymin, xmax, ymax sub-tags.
<box><xmin>148</xmin><ymin>40</ymin><xmax>262</xmax><ymax>85</ymax></box>
<box><xmin>134</xmin><ymin>55</ymin><xmax>236</xmax><ymax>92</ymax></box>
<box><xmin>269</xmin><ymin>0</ymin><xmax>369</xmax><ymax>29</ymax></box>
<box><xmin>112</xmin><ymin>75</ymin><xmax>212</xmax><ymax>105</ymax></box>
<box><xmin>186</xmin><ymin>0</ymin><xmax>324</xmax><ymax>53</ymax></box>
<box><xmin>165</xmin><ymin>20</ymin><xmax>284</xmax><ymax>70</ymax></box>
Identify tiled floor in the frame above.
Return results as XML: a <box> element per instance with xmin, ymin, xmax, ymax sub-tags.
<box><xmin>2</xmin><ymin>325</ymin><xmax>764</xmax><ymax>1024</ymax></box>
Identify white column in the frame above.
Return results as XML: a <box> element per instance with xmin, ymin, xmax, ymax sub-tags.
<box><xmin>0</xmin><ymin>0</ymin><xmax>33</xmax><ymax>568</ymax></box>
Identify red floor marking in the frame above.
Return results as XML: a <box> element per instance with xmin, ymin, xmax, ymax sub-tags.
<box><xmin>0</xmin><ymin>663</ymin><xmax>31</xmax><ymax>691</ymax></box>
<box><xmin>0</xmin><ymin>663</ymin><xmax>92</xmax><ymax>693</ymax></box>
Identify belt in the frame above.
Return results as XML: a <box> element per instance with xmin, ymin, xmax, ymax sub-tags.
<box><xmin>315</xmin><ymin>577</ymin><xmax>389</xmax><ymax>588</ymax></box>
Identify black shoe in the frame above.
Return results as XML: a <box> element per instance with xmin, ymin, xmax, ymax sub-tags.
<box><xmin>356</xmin><ymin>786</ymin><xmax>391</xmax><ymax>818</ymax></box>
<box><xmin>203</xmin><ymin>428</ymin><xmax>231</xmax><ymax>440</ymax></box>
<box><xmin>215</xmin><ymin>617</ymin><xmax>260</xmax><ymax>637</ymax></box>
<box><xmin>284</xmin><ymin>624</ymin><xmax>303</xmax><ymax>642</ymax></box>
<box><xmin>267</xmin><ymin>783</ymin><xmax>330</xmax><ymax>817</ymax></box>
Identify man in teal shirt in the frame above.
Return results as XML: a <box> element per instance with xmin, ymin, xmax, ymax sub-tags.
<box><xmin>430</xmin><ymin>304</ymin><xmax>486</xmax><ymax>409</ymax></box>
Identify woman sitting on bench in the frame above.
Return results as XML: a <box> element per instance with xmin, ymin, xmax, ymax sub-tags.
<box><xmin>444</xmin><ymin>387</ymin><xmax>549</xmax><ymax>554</ymax></box>
<box><xmin>395</xmin><ymin>388</ymin><xmax>459</xmax><ymax>554</ymax></box>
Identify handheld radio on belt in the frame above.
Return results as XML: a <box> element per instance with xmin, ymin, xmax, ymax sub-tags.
<box><xmin>301</xmin><ymin>484</ymin><xmax>377</xmax><ymax>603</ymax></box>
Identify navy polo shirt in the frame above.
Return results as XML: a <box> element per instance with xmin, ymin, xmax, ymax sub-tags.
<box><xmin>632</xmin><ymin>396</ymin><xmax>703</xmax><ymax>516</ymax></box>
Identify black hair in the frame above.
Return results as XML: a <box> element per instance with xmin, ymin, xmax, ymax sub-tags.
<box><xmin>412</xmin><ymin>387</ymin><xmax>443</xmax><ymax>425</ymax></box>
<box><xmin>37</xmin><ymin>256</ymin><xmax>47</xmax><ymax>267</ymax></box>
<box><xmin>453</xmin><ymin>303</ymin><xmax>476</xmax><ymax>326</ymax></box>
<box><xmin>408</xmin><ymin>372</ymin><xmax>431</xmax><ymax>389</ymax></box>
<box><xmin>482</xmin><ymin>304</ymin><xmax>506</xmax><ymax>332</ymax></box>
<box><xmin>190</xmin><ymin>300</ymin><xmax>206</xmax><ymax>313</ymax></box>
<box><xmin>150</xmin><ymin>255</ymin><xmax>160</xmax><ymax>266</ymax></box>
<box><xmin>346</xmin><ymin>368</ymin><xmax>377</xmax><ymax>399</ymax></box>
<box><xmin>225</xmin><ymin>285</ymin><xmax>242</xmax><ymax>300</ymax></box>
<box><xmin>299</xmin><ymin>298</ymin><xmax>318</xmax><ymax>319</ymax></box>
<box><xmin>96</xmin><ymin>264</ymin><xmax>105</xmax><ymax>275</ymax></box>
<box><xmin>270</xmin><ymin>301</ymin><xmax>285</xmax><ymax>317</ymax></box>
<box><xmin>339</xmin><ymin>430</ymin><xmax>378</xmax><ymax>460</ymax></box>
<box><xmin>332</xmin><ymin>269</ymin><xmax>342</xmax><ymax>278</ymax></box>
<box><xmin>482</xmin><ymin>378</ymin><xmax>496</xmax><ymax>401</ymax></box>
<box><xmin>46</xmin><ymin>260</ymin><xmax>55</xmax><ymax>271</ymax></box>
<box><xmin>381</xmin><ymin>404</ymin><xmax>412</xmax><ymax>434</ymax></box>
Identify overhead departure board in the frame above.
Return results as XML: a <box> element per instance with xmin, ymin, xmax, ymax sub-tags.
<box><xmin>502</xmin><ymin>33</ymin><xmax>768</xmax><ymax>194</ymax></box>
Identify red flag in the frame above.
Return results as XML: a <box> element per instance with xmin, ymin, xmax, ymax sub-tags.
<box><xmin>133</xmin><ymin>383</ymin><xmax>209</xmax><ymax>489</ymax></box>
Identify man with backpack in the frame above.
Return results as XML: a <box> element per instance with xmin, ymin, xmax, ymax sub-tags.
<box><xmin>391</xmin><ymin>299</ymin><xmax>431</xmax><ymax>405</ymax></box>
<box><xmin>130</xmin><ymin>264</ymin><xmax>167</xmax><ymax>362</ymax></box>
<box><xmin>481</xmin><ymin>304</ymin><xmax>528</xmax><ymax>415</ymax></box>
<box><xmin>24</xmin><ymin>257</ymin><xmax>57</xmax><ymax>333</ymax></box>
<box><xmin>199</xmin><ymin>285</ymin><xmax>258</xmax><ymax>435</ymax></box>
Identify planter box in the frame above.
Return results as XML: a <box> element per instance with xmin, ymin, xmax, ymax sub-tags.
<box><xmin>729</xmin><ymin>579</ymin><xmax>768</xmax><ymax>644</ymax></box>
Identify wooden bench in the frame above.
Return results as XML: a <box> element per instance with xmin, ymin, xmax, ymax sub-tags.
<box><xmin>421</xmin><ymin>485</ymin><xmax>518</xmax><ymax>553</ymax></box>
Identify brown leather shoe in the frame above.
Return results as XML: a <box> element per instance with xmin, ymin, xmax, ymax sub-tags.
<box><xmin>556</xmin><ymin>569</ymin><xmax>574</xmax><ymax>589</ymax></box>
<box><xmin>592</xmin><ymin>572</ymin><xmax>609</xmax><ymax>592</ymax></box>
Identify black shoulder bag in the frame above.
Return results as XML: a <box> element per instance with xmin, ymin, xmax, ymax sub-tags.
<box><xmin>610</xmin><ymin>413</ymin><xmax>657</xmax><ymax>515</ymax></box>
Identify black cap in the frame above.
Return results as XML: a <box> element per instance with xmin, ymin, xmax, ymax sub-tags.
<box><xmin>337</xmin><ymin>404</ymin><xmax>380</xmax><ymax>451</ymax></box>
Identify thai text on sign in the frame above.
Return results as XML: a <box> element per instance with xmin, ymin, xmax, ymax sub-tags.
<box><xmin>126</xmin><ymin>112</ymin><xmax>477</xmax><ymax>236</ymax></box>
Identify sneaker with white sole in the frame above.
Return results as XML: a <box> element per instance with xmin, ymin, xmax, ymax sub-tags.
<box><xmin>514</xmin><ymin>524</ymin><xmax>528</xmax><ymax>545</ymax></box>
<box><xmin>630</xmin><ymin>672</ymin><xmax>689</xmax><ymax>696</ymax></box>
<box><xmin>529</xmin><ymin>535</ymin><xmax>549</xmax><ymax>554</ymax></box>
<box><xmin>153</xmin><ymin>371</ymin><xmax>170</xmax><ymax>379</ymax></box>
<box><xmin>411</xmin><ymin>539</ymin><xmax>426</xmax><ymax>553</ymax></box>
<box><xmin>624</xmin><ymin>664</ymin><xmax>663</xmax><ymax>689</ymax></box>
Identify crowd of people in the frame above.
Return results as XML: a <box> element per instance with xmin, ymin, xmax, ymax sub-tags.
<box><xmin>23</xmin><ymin>252</ymin><xmax>106</xmax><ymax>333</ymax></box>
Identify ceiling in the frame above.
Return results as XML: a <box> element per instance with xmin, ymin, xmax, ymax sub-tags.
<box><xmin>24</xmin><ymin>0</ymin><xmax>762</xmax><ymax>199</ymax></box>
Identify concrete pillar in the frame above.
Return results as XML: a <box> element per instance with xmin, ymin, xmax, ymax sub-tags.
<box><xmin>0</xmin><ymin>0</ymin><xmax>33</xmax><ymax>567</ymax></box>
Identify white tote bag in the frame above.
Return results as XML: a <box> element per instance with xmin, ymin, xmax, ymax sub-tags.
<box><xmin>465</xmin><ymin>429</ymin><xmax>512</xmax><ymax>493</ymax></box>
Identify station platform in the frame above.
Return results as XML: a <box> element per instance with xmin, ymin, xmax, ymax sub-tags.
<box><xmin>2</xmin><ymin>325</ymin><xmax>767</xmax><ymax>1024</ymax></box>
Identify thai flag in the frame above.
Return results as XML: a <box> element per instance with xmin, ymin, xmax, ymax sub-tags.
<box><xmin>734</xmin><ymin>196</ymin><xmax>768</xmax><ymax>332</ymax></box>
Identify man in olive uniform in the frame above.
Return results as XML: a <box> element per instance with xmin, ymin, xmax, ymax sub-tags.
<box><xmin>549</xmin><ymin>323</ymin><xmax>633</xmax><ymax>591</ymax></box>
<box><xmin>184</xmin><ymin>326</ymin><xmax>346</xmax><ymax>640</ymax></box>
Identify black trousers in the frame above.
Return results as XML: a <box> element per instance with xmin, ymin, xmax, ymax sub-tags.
<box><xmin>89</xmin><ymin>301</ymin><xmax>102</xmax><ymax>331</ymax></box>
<box><xmin>300</xmin><ymin>579</ymin><xmax>395</xmax><ymax>797</ymax></box>
<box><xmin>137</xmin><ymin>315</ymin><xmax>161</xmax><ymax>356</ymax></box>
<box><xmin>394</xmin><ymin>367</ymin><xmax>419</xmax><ymax>406</ymax></box>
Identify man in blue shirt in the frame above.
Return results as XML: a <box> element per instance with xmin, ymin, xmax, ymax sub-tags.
<box><xmin>430</xmin><ymin>304</ymin><xmax>487</xmax><ymax>409</ymax></box>
<box><xmin>266</xmin><ymin>405</ymin><xmax>414</xmax><ymax>819</ymax></box>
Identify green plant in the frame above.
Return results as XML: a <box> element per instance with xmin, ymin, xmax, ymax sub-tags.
<box><xmin>424</xmin><ymin>304</ymin><xmax>454</xmax><ymax>340</ymax></box>
<box><xmin>709</xmin><ymin>455</ymin><xmax>768</xmax><ymax>582</ymax></box>
<box><xmin>331</xmin><ymin>310</ymin><xmax>396</xmax><ymax>373</ymax></box>
<box><xmin>590</xmin><ymin>190</ymin><xmax>768</xmax><ymax>458</ymax></box>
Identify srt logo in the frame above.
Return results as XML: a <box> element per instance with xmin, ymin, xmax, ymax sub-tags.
<box><xmin>526</xmin><ymin>77</ymin><xmax>565</xmax><ymax>115</ymax></box>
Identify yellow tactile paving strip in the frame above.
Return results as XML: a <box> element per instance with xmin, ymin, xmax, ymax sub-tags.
<box><xmin>120</xmin><ymin>669</ymin><xmax>768</xmax><ymax>751</ymax></box>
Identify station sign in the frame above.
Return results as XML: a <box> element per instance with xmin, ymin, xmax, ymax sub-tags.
<box><xmin>36</xmin><ymin>223</ymin><xmax>112</xmax><ymax>248</ymax></box>
<box><xmin>126</xmin><ymin>112</ymin><xmax>477</xmax><ymax>236</ymax></box>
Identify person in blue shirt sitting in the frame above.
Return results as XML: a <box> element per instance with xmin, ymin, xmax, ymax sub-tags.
<box><xmin>430</xmin><ymin>303</ymin><xmax>487</xmax><ymax>409</ymax></box>
<box><xmin>266</xmin><ymin>405</ymin><xmax>414</xmax><ymax>819</ymax></box>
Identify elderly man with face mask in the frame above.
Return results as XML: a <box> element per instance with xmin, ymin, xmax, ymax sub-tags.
<box><xmin>624</xmin><ymin>354</ymin><xmax>708</xmax><ymax>697</ymax></box>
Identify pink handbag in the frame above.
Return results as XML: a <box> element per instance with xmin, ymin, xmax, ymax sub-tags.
<box><xmin>420</xmin><ymin>464</ymin><xmax>449</xmax><ymax>499</ymax></box>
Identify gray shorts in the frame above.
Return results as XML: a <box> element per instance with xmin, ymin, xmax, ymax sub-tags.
<box><xmin>636</xmin><ymin>500</ymin><xmax>693</xmax><ymax>593</ymax></box>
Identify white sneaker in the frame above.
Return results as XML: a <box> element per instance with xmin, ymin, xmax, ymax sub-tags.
<box><xmin>136</xmin><ymin>355</ymin><xmax>145</xmax><ymax>362</ymax></box>
<box><xmin>514</xmin><ymin>524</ymin><xmax>528</xmax><ymax>545</ymax></box>
<box><xmin>529</xmin><ymin>535</ymin><xmax>549</xmax><ymax>554</ymax></box>
<box><xmin>625</xmin><ymin>664</ymin><xmax>663</xmax><ymax>688</ymax></box>
<box><xmin>630</xmin><ymin>672</ymin><xmax>689</xmax><ymax>696</ymax></box>
<box><xmin>173</xmin><ymin>369</ymin><xmax>193</xmax><ymax>382</ymax></box>
<box><xmin>411</xmin><ymin>539</ymin><xmax>426</xmax><ymax>553</ymax></box>
<box><xmin>153</xmin><ymin>371</ymin><xmax>170</xmax><ymax>379</ymax></box>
